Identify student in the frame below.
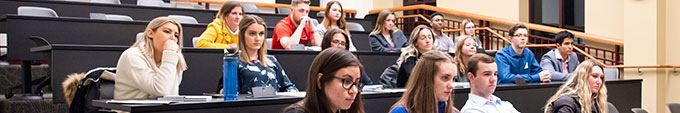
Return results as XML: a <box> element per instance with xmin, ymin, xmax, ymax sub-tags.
<box><xmin>368</xmin><ymin>10</ymin><xmax>409</xmax><ymax>52</ymax></box>
<box><xmin>272</xmin><ymin>0</ymin><xmax>319</xmax><ymax>50</ymax></box>
<box><xmin>114</xmin><ymin>17</ymin><xmax>187</xmax><ymax>99</ymax></box>
<box><xmin>196</xmin><ymin>1</ymin><xmax>243</xmax><ymax>48</ymax></box>
<box><xmin>389</xmin><ymin>51</ymin><xmax>459</xmax><ymax>113</ymax></box>
<box><xmin>321</xmin><ymin>28</ymin><xmax>374</xmax><ymax>85</ymax></box>
<box><xmin>321</xmin><ymin>28</ymin><xmax>350</xmax><ymax>50</ymax></box>
<box><xmin>543</xmin><ymin>60</ymin><xmax>607</xmax><ymax>113</ymax></box>
<box><xmin>235</xmin><ymin>15</ymin><xmax>298</xmax><ymax>94</ymax></box>
<box><xmin>430</xmin><ymin>12</ymin><xmax>455</xmax><ymax>53</ymax></box>
<box><xmin>453</xmin><ymin>36</ymin><xmax>478</xmax><ymax>82</ymax></box>
<box><xmin>460</xmin><ymin>54</ymin><xmax>520</xmax><ymax>113</ymax></box>
<box><xmin>283</xmin><ymin>48</ymin><xmax>365</xmax><ymax>113</ymax></box>
<box><xmin>540</xmin><ymin>31</ymin><xmax>580</xmax><ymax>81</ymax></box>
<box><xmin>495</xmin><ymin>23</ymin><xmax>551</xmax><ymax>84</ymax></box>
<box><xmin>314</xmin><ymin>0</ymin><xmax>357</xmax><ymax>51</ymax></box>
<box><xmin>454</xmin><ymin>19</ymin><xmax>484</xmax><ymax>51</ymax></box>
<box><xmin>395</xmin><ymin>25</ymin><xmax>435</xmax><ymax>88</ymax></box>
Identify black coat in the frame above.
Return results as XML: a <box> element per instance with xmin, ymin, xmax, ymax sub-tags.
<box><xmin>550</xmin><ymin>95</ymin><xmax>601</xmax><ymax>113</ymax></box>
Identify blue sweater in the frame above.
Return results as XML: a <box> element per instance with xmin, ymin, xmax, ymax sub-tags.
<box><xmin>390</xmin><ymin>102</ymin><xmax>448</xmax><ymax>113</ymax></box>
<box><xmin>495</xmin><ymin>46</ymin><xmax>543</xmax><ymax>84</ymax></box>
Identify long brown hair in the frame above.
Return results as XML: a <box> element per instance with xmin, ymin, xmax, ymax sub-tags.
<box><xmin>544</xmin><ymin>60</ymin><xmax>608</xmax><ymax>113</ymax></box>
<box><xmin>454</xmin><ymin>36</ymin><xmax>476</xmax><ymax>75</ymax></box>
<box><xmin>370</xmin><ymin>10</ymin><xmax>397</xmax><ymax>34</ymax></box>
<box><xmin>284</xmin><ymin>48</ymin><xmax>365</xmax><ymax>113</ymax></box>
<box><xmin>237</xmin><ymin>15</ymin><xmax>272</xmax><ymax>67</ymax></box>
<box><xmin>216</xmin><ymin>1</ymin><xmax>243</xmax><ymax>28</ymax></box>
<box><xmin>321</xmin><ymin>28</ymin><xmax>350</xmax><ymax>50</ymax></box>
<box><xmin>132</xmin><ymin>17</ymin><xmax>187</xmax><ymax>70</ymax></box>
<box><xmin>390</xmin><ymin>50</ymin><xmax>458</xmax><ymax>113</ymax></box>
<box><xmin>460</xmin><ymin>19</ymin><xmax>475</xmax><ymax>36</ymax></box>
<box><xmin>320</xmin><ymin>0</ymin><xmax>350</xmax><ymax>36</ymax></box>
<box><xmin>396</xmin><ymin>25</ymin><xmax>435</xmax><ymax>65</ymax></box>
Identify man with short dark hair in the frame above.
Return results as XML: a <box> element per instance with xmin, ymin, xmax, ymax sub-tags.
<box><xmin>429</xmin><ymin>12</ymin><xmax>455</xmax><ymax>53</ymax></box>
<box><xmin>461</xmin><ymin>54</ymin><xmax>520</xmax><ymax>113</ymax></box>
<box><xmin>540</xmin><ymin>31</ymin><xmax>580</xmax><ymax>81</ymax></box>
<box><xmin>495</xmin><ymin>23</ymin><xmax>551</xmax><ymax>84</ymax></box>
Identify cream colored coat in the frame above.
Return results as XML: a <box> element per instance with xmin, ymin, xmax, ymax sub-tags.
<box><xmin>114</xmin><ymin>47</ymin><xmax>183</xmax><ymax>99</ymax></box>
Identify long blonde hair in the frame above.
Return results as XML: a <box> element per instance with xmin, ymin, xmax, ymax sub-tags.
<box><xmin>320</xmin><ymin>0</ymin><xmax>350</xmax><ymax>36</ymax></box>
<box><xmin>131</xmin><ymin>17</ymin><xmax>187</xmax><ymax>70</ymax></box>
<box><xmin>370</xmin><ymin>10</ymin><xmax>398</xmax><ymax>34</ymax></box>
<box><xmin>237</xmin><ymin>15</ymin><xmax>272</xmax><ymax>67</ymax></box>
<box><xmin>454</xmin><ymin>36</ymin><xmax>476</xmax><ymax>75</ymax></box>
<box><xmin>390</xmin><ymin>51</ymin><xmax>458</xmax><ymax>113</ymax></box>
<box><xmin>460</xmin><ymin>19</ymin><xmax>475</xmax><ymax>36</ymax></box>
<box><xmin>544</xmin><ymin>60</ymin><xmax>608</xmax><ymax>113</ymax></box>
<box><xmin>396</xmin><ymin>25</ymin><xmax>435</xmax><ymax>65</ymax></box>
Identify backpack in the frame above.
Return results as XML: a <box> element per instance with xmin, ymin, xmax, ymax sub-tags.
<box><xmin>66</xmin><ymin>67</ymin><xmax>116</xmax><ymax>113</ymax></box>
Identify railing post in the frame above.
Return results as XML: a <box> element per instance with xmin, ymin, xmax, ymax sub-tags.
<box><xmin>615</xmin><ymin>45</ymin><xmax>621</xmax><ymax>65</ymax></box>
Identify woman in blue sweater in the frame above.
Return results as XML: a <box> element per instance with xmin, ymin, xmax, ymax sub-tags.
<box><xmin>389</xmin><ymin>51</ymin><xmax>459</xmax><ymax>113</ymax></box>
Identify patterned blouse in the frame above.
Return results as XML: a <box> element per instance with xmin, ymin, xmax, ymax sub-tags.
<box><xmin>238</xmin><ymin>56</ymin><xmax>298</xmax><ymax>94</ymax></box>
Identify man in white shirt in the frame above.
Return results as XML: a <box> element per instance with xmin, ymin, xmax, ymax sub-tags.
<box><xmin>461</xmin><ymin>54</ymin><xmax>520</xmax><ymax>113</ymax></box>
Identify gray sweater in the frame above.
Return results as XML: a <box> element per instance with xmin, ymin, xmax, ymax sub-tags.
<box><xmin>540</xmin><ymin>49</ymin><xmax>580</xmax><ymax>81</ymax></box>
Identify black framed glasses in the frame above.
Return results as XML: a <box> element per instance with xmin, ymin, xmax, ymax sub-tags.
<box><xmin>332</xmin><ymin>76</ymin><xmax>364</xmax><ymax>92</ymax></box>
<box><xmin>331</xmin><ymin>40</ymin><xmax>346</xmax><ymax>47</ymax></box>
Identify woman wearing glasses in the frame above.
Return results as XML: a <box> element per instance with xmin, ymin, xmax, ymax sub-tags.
<box><xmin>321</xmin><ymin>28</ymin><xmax>374</xmax><ymax>85</ymax></box>
<box><xmin>321</xmin><ymin>28</ymin><xmax>350</xmax><ymax>50</ymax></box>
<box><xmin>389</xmin><ymin>50</ymin><xmax>459</xmax><ymax>113</ymax></box>
<box><xmin>283</xmin><ymin>48</ymin><xmax>365</xmax><ymax>113</ymax></box>
<box><xmin>454</xmin><ymin>19</ymin><xmax>484</xmax><ymax>50</ymax></box>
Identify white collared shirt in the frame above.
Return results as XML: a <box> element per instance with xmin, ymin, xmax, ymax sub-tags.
<box><xmin>461</xmin><ymin>93</ymin><xmax>521</xmax><ymax>113</ymax></box>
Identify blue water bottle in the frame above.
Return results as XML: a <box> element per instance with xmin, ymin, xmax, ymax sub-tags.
<box><xmin>223</xmin><ymin>50</ymin><xmax>240</xmax><ymax>101</ymax></box>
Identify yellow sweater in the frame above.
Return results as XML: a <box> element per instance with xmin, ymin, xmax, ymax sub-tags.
<box><xmin>114</xmin><ymin>48</ymin><xmax>183</xmax><ymax>99</ymax></box>
<box><xmin>196</xmin><ymin>18</ymin><xmax>239</xmax><ymax>48</ymax></box>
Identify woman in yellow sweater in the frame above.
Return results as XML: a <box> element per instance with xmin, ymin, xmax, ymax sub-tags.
<box><xmin>196</xmin><ymin>1</ymin><xmax>244</xmax><ymax>48</ymax></box>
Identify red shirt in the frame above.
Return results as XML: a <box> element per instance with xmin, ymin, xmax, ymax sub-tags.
<box><xmin>271</xmin><ymin>15</ymin><xmax>314</xmax><ymax>49</ymax></box>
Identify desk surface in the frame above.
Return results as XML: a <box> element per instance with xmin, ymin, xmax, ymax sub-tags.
<box><xmin>93</xmin><ymin>80</ymin><xmax>641</xmax><ymax>113</ymax></box>
<box><xmin>34</xmin><ymin>44</ymin><xmax>398</xmax><ymax>103</ymax></box>
<box><xmin>0</xmin><ymin>0</ymin><xmax>374</xmax><ymax>31</ymax></box>
<box><xmin>2</xmin><ymin>14</ymin><xmax>373</xmax><ymax>60</ymax></box>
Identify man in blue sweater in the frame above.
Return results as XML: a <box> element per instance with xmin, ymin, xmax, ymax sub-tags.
<box><xmin>495</xmin><ymin>23</ymin><xmax>551</xmax><ymax>84</ymax></box>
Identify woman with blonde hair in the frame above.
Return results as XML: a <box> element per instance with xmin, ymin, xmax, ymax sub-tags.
<box><xmin>395</xmin><ymin>25</ymin><xmax>435</xmax><ymax>87</ymax></box>
<box><xmin>453</xmin><ymin>36</ymin><xmax>477</xmax><ymax>82</ymax></box>
<box><xmin>314</xmin><ymin>0</ymin><xmax>358</xmax><ymax>51</ymax></box>
<box><xmin>196</xmin><ymin>1</ymin><xmax>244</xmax><ymax>48</ymax></box>
<box><xmin>544</xmin><ymin>60</ymin><xmax>608</xmax><ymax>113</ymax></box>
<box><xmin>389</xmin><ymin>50</ymin><xmax>459</xmax><ymax>113</ymax></box>
<box><xmin>454</xmin><ymin>19</ymin><xmax>484</xmax><ymax>50</ymax></box>
<box><xmin>368</xmin><ymin>9</ymin><xmax>409</xmax><ymax>52</ymax></box>
<box><xmin>220</xmin><ymin>15</ymin><xmax>298</xmax><ymax>94</ymax></box>
<box><xmin>114</xmin><ymin>17</ymin><xmax>188</xmax><ymax>99</ymax></box>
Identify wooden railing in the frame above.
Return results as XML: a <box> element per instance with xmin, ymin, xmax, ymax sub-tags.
<box><xmin>169</xmin><ymin>0</ymin><xmax>357</xmax><ymax>18</ymax></box>
<box><xmin>394</xmin><ymin>15</ymin><xmax>430</xmax><ymax>34</ymax></box>
<box><xmin>380</xmin><ymin>6</ymin><xmax>624</xmax><ymax>65</ymax></box>
<box><xmin>394</xmin><ymin>14</ymin><xmax>624</xmax><ymax>66</ymax></box>
<box><xmin>368</xmin><ymin>4</ymin><xmax>623</xmax><ymax>46</ymax></box>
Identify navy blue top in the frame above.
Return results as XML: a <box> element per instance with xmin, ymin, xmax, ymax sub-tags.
<box><xmin>495</xmin><ymin>46</ymin><xmax>543</xmax><ymax>84</ymax></box>
<box><xmin>369</xmin><ymin>30</ymin><xmax>409</xmax><ymax>52</ymax></box>
<box><xmin>390</xmin><ymin>101</ymin><xmax>452</xmax><ymax>113</ymax></box>
<box><xmin>238</xmin><ymin>56</ymin><xmax>298</xmax><ymax>94</ymax></box>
